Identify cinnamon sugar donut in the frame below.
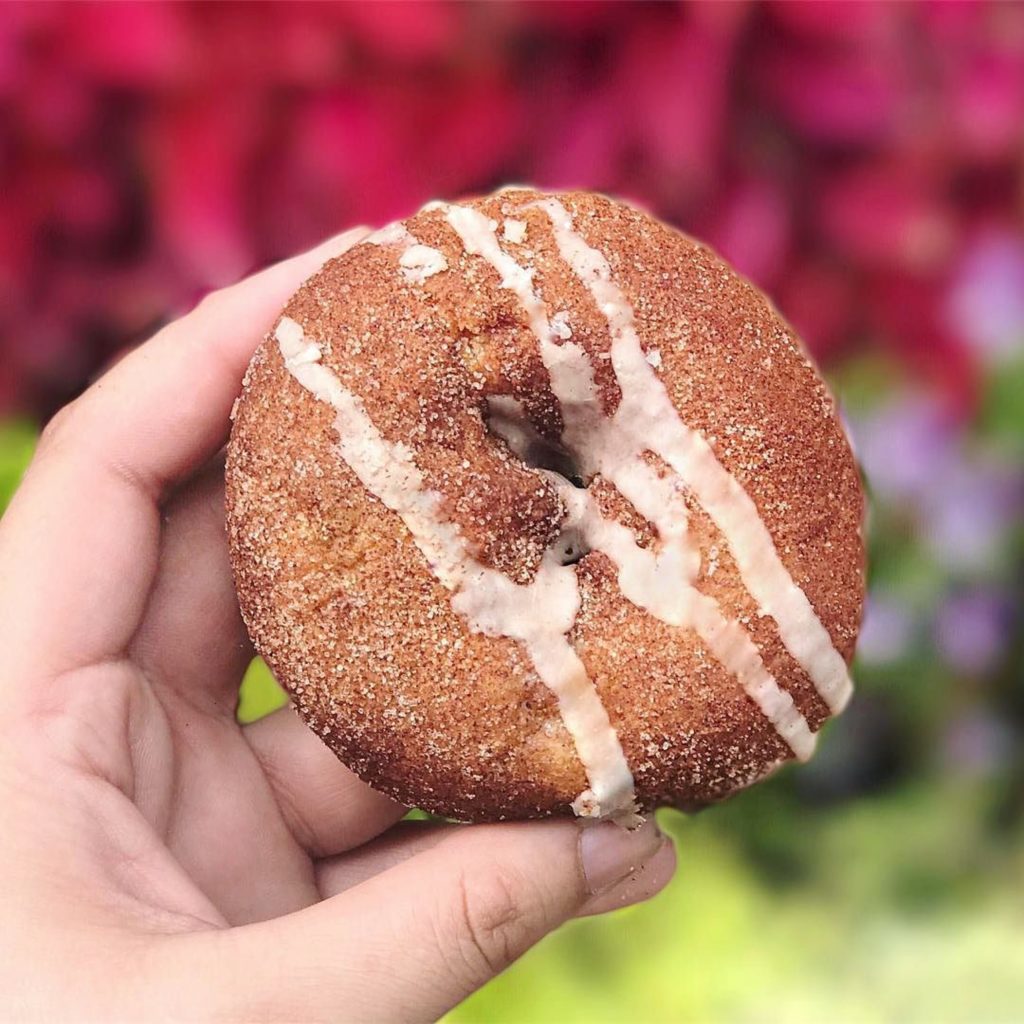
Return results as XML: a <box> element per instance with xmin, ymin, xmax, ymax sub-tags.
<box><xmin>226</xmin><ymin>188</ymin><xmax>864</xmax><ymax>825</ymax></box>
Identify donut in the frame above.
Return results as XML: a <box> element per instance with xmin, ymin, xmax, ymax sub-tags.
<box><xmin>226</xmin><ymin>188</ymin><xmax>864</xmax><ymax>825</ymax></box>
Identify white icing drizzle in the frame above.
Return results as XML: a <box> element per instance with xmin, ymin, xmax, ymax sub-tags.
<box><xmin>551</xmin><ymin>311</ymin><xmax>573</xmax><ymax>340</ymax></box>
<box><xmin>442</xmin><ymin>204</ymin><xmax>607</xmax><ymax>439</ymax></box>
<box><xmin>483</xmin><ymin>400</ymin><xmax>813</xmax><ymax>757</ymax></box>
<box><xmin>364</xmin><ymin>221</ymin><xmax>449</xmax><ymax>285</ymax></box>
<box><xmin>535</xmin><ymin>197</ymin><xmax>853</xmax><ymax>717</ymax></box>
<box><xmin>399</xmin><ymin>243</ymin><xmax>448</xmax><ymax>284</ymax></box>
<box><xmin>276</xmin><ymin>317</ymin><xmax>639</xmax><ymax>824</ymax></box>
<box><xmin>441</xmin><ymin>200</ymin><xmax>822</xmax><ymax>760</ymax></box>
<box><xmin>503</xmin><ymin>218</ymin><xmax>528</xmax><ymax>243</ymax></box>
<box><xmin>364</xmin><ymin>222</ymin><xmax>415</xmax><ymax>247</ymax></box>
<box><xmin>555</xmin><ymin>482</ymin><xmax>815</xmax><ymax>758</ymax></box>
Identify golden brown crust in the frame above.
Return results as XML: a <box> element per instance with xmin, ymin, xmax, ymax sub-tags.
<box><xmin>225</xmin><ymin>188</ymin><xmax>865</xmax><ymax>821</ymax></box>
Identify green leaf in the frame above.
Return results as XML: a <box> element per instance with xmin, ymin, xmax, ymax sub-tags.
<box><xmin>978</xmin><ymin>352</ymin><xmax>1024</xmax><ymax>450</ymax></box>
<box><xmin>237</xmin><ymin>657</ymin><xmax>288</xmax><ymax>724</ymax></box>
<box><xmin>0</xmin><ymin>419</ymin><xmax>38</xmax><ymax>514</ymax></box>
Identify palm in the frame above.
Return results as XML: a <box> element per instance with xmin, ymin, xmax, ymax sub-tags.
<box><xmin>19</xmin><ymin>456</ymin><xmax>401</xmax><ymax>934</ymax></box>
<box><xmin>0</xmin><ymin>232</ymin><xmax>405</xmax><ymax>943</ymax></box>
<box><xmin>125</xmin><ymin>464</ymin><xmax>338</xmax><ymax>926</ymax></box>
<box><xmin>97</xmin><ymin>662</ymin><xmax>324</xmax><ymax>929</ymax></box>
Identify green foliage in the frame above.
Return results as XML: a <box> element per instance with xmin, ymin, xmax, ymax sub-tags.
<box><xmin>0</xmin><ymin>419</ymin><xmax>36</xmax><ymax>514</ymax></box>
<box><xmin>449</xmin><ymin>793</ymin><xmax>1024</xmax><ymax>1024</ymax></box>
<box><xmin>237</xmin><ymin>657</ymin><xmax>288</xmax><ymax>723</ymax></box>
<box><xmin>979</xmin><ymin>353</ymin><xmax>1024</xmax><ymax>452</ymax></box>
<box><xmin>830</xmin><ymin>352</ymin><xmax>901</xmax><ymax>413</ymax></box>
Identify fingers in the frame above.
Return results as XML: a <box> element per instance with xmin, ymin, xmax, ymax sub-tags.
<box><xmin>131</xmin><ymin>460</ymin><xmax>252</xmax><ymax>712</ymax></box>
<box><xmin>315</xmin><ymin>819</ymin><xmax>678</xmax><ymax>918</ymax></box>
<box><xmin>577</xmin><ymin>833</ymin><xmax>677</xmax><ymax>917</ymax></box>
<box><xmin>0</xmin><ymin>228</ymin><xmax>369</xmax><ymax>684</ymax></box>
<box><xmin>244</xmin><ymin>706</ymin><xmax>406</xmax><ymax>857</ymax></box>
<box><xmin>41</xmin><ymin>225</ymin><xmax>371</xmax><ymax>500</ymax></box>
<box><xmin>165</xmin><ymin>818</ymin><xmax>673</xmax><ymax>1023</ymax></box>
<box><xmin>315</xmin><ymin>820</ymin><xmax>455</xmax><ymax>895</ymax></box>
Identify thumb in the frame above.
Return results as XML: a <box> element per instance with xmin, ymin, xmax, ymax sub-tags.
<box><xmin>162</xmin><ymin>818</ymin><xmax>673</xmax><ymax>1023</ymax></box>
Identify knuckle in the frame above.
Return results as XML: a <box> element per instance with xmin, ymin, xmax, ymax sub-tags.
<box><xmin>193</xmin><ymin>285</ymin><xmax>232</xmax><ymax>319</ymax></box>
<box><xmin>443</xmin><ymin>867</ymin><xmax>537</xmax><ymax>984</ymax></box>
<box><xmin>36</xmin><ymin>399</ymin><xmax>81</xmax><ymax>455</ymax></box>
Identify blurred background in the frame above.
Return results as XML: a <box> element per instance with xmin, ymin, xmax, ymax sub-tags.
<box><xmin>2</xmin><ymin>2</ymin><xmax>1023</xmax><ymax>1020</ymax></box>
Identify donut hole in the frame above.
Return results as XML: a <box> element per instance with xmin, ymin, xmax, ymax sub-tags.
<box><xmin>483</xmin><ymin>395</ymin><xmax>591</xmax><ymax>566</ymax></box>
<box><xmin>485</xmin><ymin>394</ymin><xmax>588</xmax><ymax>488</ymax></box>
<box><xmin>522</xmin><ymin>438</ymin><xmax>586</xmax><ymax>489</ymax></box>
<box><xmin>550</xmin><ymin>525</ymin><xmax>590</xmax><ymax>566</ymax></box>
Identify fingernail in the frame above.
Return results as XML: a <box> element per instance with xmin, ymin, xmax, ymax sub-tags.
<box><xmin>580</xmin><ymin>839</ymin><xmax>678</xmax><ymax>917</ymax></box>
<box><xmin>579</xmin><ymin>817</ymin><xmax>665</xmax><ymax>895</ymax></box>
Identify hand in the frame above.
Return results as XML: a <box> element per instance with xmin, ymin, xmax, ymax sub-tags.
<box><xmin>0</xmin><ymin>231</ymin><xmax>676</xmax><ymax>1023</ymax></box>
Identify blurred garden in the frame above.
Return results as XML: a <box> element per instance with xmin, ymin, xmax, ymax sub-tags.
<box><xmin>2</xmin><ymin>2</ymin><xmax>1023</xmax><ymax>1020</ymax></box>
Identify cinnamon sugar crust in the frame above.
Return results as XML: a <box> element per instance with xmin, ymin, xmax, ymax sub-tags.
<box><xmin>226</xmin><ymin>188</ymin><xmax>865</xmax><ymax>821</ymax></box>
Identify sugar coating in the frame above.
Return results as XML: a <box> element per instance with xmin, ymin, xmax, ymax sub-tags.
<box><xmin>275</xmin><ymin>315</ymin><xmax>638</xmax><ymax>824</ymax></box>
<box><xmin>225</xmin><ymin>188</ymin><xmax>865</xmax><ymax>821</ymax></box>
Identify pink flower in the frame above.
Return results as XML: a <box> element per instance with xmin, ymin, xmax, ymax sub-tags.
<box><xmin>777</xmin><ymin>260</ymin><xmax>856</xmax><ymax>361</ymax></box>
<box><xmin>867</xmin><ymin>274</ymin><xmax>981</xmax><ymax>414</ymax></box>
<box><xmin>700</xmin><ymin>174</ymin><xmax>792</xmax><ymax>290</ymax></box>
<box><xmin>64</xmin><ymin>2</ymin><xmax>190</xmax><ymax>87</ymax></box>
<box><xmin>616</xmin><ymin>15</ymin><xmax>737</xmax><ymax>200</ymax></box>
<box><xmin>144</xmin><ymin>95</ymin><xmax>256</xmax><ymax>288</ymax></box>
<box><xmin>333</xmin><ymin>1</ymin><xmax>461</xmax><ymax>63</ymax></box>
<box><xmin>817</xmin><ymin>160</ymin><xmax>956</xmax><ymax>272</ymax></box>
<box><xmin>766</xmin><ymin>0</ymin><xmax>895</xmax><ymax>44</ymax></box>
<box><xmin>754</xmin><ymin>36</ymin><xmax>908</xmax><ymax>145</ymax></box>
<box><xmin>947</xmin><ymin>49</ymin><xmax>1024</xmax><ymax>163</ymax></box>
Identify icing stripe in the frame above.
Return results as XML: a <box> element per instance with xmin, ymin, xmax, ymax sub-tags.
<box><xmin>276</xmin><ymin>316</ymin><xmax>638</xmax><ymax>824</ymax></box>
<box><xmin>398</xmin><ymin>244</ymin><xmax>448</xmax><ymax>283</ymax></box>
<box><xmin>364</xmin><ymin>222</ymin><xmax>415</xmax><ymax>247</ymax></box>
<box><xmin>555</xmin><ymin>483</ymin><xmax>816</xmax><ymax>758</ymax></box>
<box><xmin>488</xmin><ymin>402</ymin><xmax>815</xmax><ymax>757</ymax></box>
<box><xmin>535</xmin><ymin>197</ymin><xmax>853</xmax><ymax>716</ymax></box>
<box><xmin>443</xmin><ymin>204</ymin><xmax>607</xmax><ymax>429</ymax></box>
<box><xmin>441</xmin><ymin>202</ymin><xmax>817</xmax><ymax>759</ymax></box>
<box><xmin>365</xmin><ymin>223</ymin><xmax>449</xmax><ymax>285</ymax></box>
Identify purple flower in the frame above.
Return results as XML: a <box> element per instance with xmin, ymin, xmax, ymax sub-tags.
<box><xmin>935</xmin><ymin>589</ymin><xmax>1012</xmax><ymax>677</ymax></box>
<box><xmin>846</xmin><ymin>394</ymin><xmax>957</xmax><ymax>504</ymax></box>
<box><xmin>858</xmin><ymin>593</ymin><xmax>917</xmax><ymax>666</ymax></box>
<box><xmin>849</xmin><ymin>393</ymin><xmax>1022</xmax><ymax>574</ymax></box>
<box><xmin>947</xmin><ymin>230</ymin><xmax>1024</xmax><ymax>362</ymax></box>
<box><xmin>942</xmin><ymin>709</ymin><xmax>1015</xmax><ymax>777</ymax></box>
<box><xmin>921</xmin><ymin>455</ymin><xmax>1021</xmax><ymax>574</ymax></box>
